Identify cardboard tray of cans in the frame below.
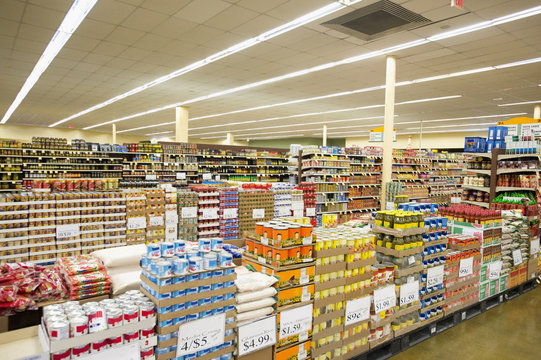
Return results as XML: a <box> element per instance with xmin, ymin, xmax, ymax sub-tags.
<box><xmin>424</xmin><ymin>237</ymin><xmax>449</xmax><ymax>248</ymax></box>
<box><xmin>343</xmin><ymin>322</ymin><xmax>370</xmax><ymax>343</ymax></box>
<box><xmin>274</xmin><ymin>339</ymin><xmax>311</xmax><ymax>360</ymax></box>
<box><xmin>369</xmin><ymin>313</ymin><xmax>396</xmax><ymax>330</ymax></box>
<box><xmin>311</xmin><ymin>339</ymin><xmax>343</xmax><ymax>359</ymax></box>
<box><xmin>394</xmin><ymin>264</ymin><xmax>424</xmax><ymax>278</ymax></box>
<box><xmin>313</xmin><ymin>292</ymin><xmax>344</xmax><ymax>309</ymax></box>
<box><xmin>313</xmin><ymin>308</ymin><xmax>345</xmax><ymax>326</ymax></box>
<box><xmin>38</xmin><ymin>316</ymin><xmax>156</xmax><ymax>353</ymax></box>
<box><xmin>345</xmin><ymin>271</ymin><xmax>373</xmax><ymax>285</ymax></box>
<box><xmin>444</xmin><ymin>284</ymin><xmax>480</xmax><ymax>304</ymax></box>
<box><xmin>346</xmin><ymin>343</ymin><xmax>369</xmax><ymax>359</ymax></box>
<box><xmin>443</xmin><ymin>297</ymin><xmax>479</xmax><ymax>316</ymax></box>
<box><xmin>315</xmin><ymin>261</ymin><xmax>346</xmax><ymax>276</ymax></box>
<box><xmin>346</xmin><ymin>284</ymin><xmax>378</xmax><ymax>301</ymax></box>
<box><xmin>395</xmin><ymin>302</ymin><xmax>421</xmax><ymax>318</ymax></box>
<box><xmin>346</xmin><ymin>257</ymin><xmax>377</xmax><ymax>271</ymax></box>
<box><xmin>375</xmin><ymin>245</ymin><xmax>424</xmax><ymax>258</ymax></box>
<box><xmin>393</xmin><ymin>321</ymin><xmax>423</xmax><ymax>337</ymax></box>
<box><xmin>447</xmin><ymin>243</ymin><xmax>482</xmax><ymax>251</ymax></box>
<box><xmin>445</xmin><ymin>264</ymin><xmax>482</xmax><ymax>281</ymax></box>
<box><xmin>369</xmin><ymin>333</ymin><xmax>393</xmax><ymax>349</ymax></box>
<box><xmin>372</xmin><ymin>224</ymin><xmax>427</xmax><ymax>236</ymax></box>
<box><xmin>242</xmin><ymin>258</ymin><xmax>314</xmax><ymax>289</ymax></box>
<box><xmin>157</xmin><ymin>343</ymin><xmax>235</xmax><ymax>360</ymax></box>
<box><xmin>313</xmin><ymin>246</ymin><xmax>348</xmax><ymax>258</ymax></box>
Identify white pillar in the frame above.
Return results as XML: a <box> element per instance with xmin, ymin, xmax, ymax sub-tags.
<box><xmin>112</xmin><ymin>124</ymin><xmax>117</xmax><ymax>144</ymax></box>
<box><xmin>226</xmin><ymin>132</ymin><xmax>234</xmax><ymax>145</ymax></box>
<box><xmin>322</xmin><ymin>124</ymin><xmax>328</xmax><ymax>146</ymax></box>
<box><xmin>175</xmin><ymin>106</ymin><xmax>189</xmax><ymax>142</ymax></box>
<box><xmin>534</xmin><ymin>104</ymin><xmax>541</xmax><ymax>119</ymax></box>
<box><xmin>419</xmin><ymin>120</ymin><xmax>423</xmax><ymax>150</ymax></box>
<box><xmin>381</xmin><ymin>55</ymin><xmax>396</xmax><ymax>209</ymax></box>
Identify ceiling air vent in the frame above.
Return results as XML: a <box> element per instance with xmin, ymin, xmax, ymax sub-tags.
<box><xmin>323</xmin><ymin>0</ymin><xmax>431</xmax><ymax>41</ymax></box>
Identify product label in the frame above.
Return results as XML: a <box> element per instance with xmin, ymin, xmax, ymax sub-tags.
<box><xmin>459</xmin><ymin>257</ymin><xmax>474</xmax><ymax>278</ymax></box>
<box><xmin>56</xmin><ymin>224</ymin><xmax>80</xmax><ymax>239</ymax></box>
<box><xmin>176</xmin><ymin>314</ymin><xmax>225</xmax><ymax>357</ymax></box>
<box><xmin>488</xmin><ymin>260</ymin><xmax>502</xmax><ymax>280</ymax></box>
<box><xmin>400</xmin><ymin>281</ymin><xmax>419</xmax><ymax>307</ymax></box>
<box><xmin>253</xmin><ymin>208</ymin><xmax>265</xmax><ymax>219</ymax></box>
<box><xmin>344</xmin><ymin>296</ymin><xmax>371</xmax><ymax>326</ymax></box>
<box><xmin>127</xmin><ymin>216</ymin><xmax>146</xmax><ymax>230</ymax></box>
<box><xmin>238</xmin><ymin>315</ymin><xmax>276</xmax><ymax>356</ymax></box>
<box><xmin>182</xmin><ymin>207</ymin><xmax>197</xmax><ymax>219</ymax></box>
<box><xmin>512</xmin><ymin>249</ymin><xmax>523</xmax><ymax>266</ymax></box>
<box><xmin>373</xmin><ymin>285</ymin><xmax>396</xmax><ymax>313</ymax></box>
<box><xmin>279</xmin><ymin>304</ymin><xmax>312</xmax><ymax>339</ymax></box>
<box><xmin>426</xmin><ymin>265</ymin><xmax>444</xmax><ymax>288</ymax></box>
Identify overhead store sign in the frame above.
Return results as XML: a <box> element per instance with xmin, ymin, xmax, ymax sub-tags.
<box><xmin>369</xmin><ymin>126</ymin><xmax>396</xmax><ymax>142</ymax></box>
<box><xmin>451</xmin><ymin>0</ymin><xmax>464</xmax><ymax>9</ymax></box>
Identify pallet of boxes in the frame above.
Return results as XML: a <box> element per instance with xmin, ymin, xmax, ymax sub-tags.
<box><xmin>243</xmin><ymin>218</ymin><xmax>315</xmax><ymax>360</ymax></box>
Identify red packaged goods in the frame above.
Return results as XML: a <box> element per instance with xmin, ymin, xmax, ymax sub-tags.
<box><xmin>65</xmin><ymin>269</ymin><xmax>110</xmax><ymax>287</ymax></box>
<box><xmin>57</xmin><ymin>255</ymin><xmax>111</xmax><ymax>300</ymax></box>
<box><xmin>57</xmin><ymin>255</ymin><xmax>105</xmax><ymax>275</ymax></box>
<box><xmin>0</xmin><ymin>285</ymin><xmax>18</xmax><ymax>302</ymax></box>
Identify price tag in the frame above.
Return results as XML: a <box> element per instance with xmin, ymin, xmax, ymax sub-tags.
<box><xmin>426</xmin><ymin>265</ymin><xmax>444</xmax><ymax>288</ymax></box>
<box><xmin>165</xmin><ymin>210</ymin><xmax>178</xmax><ymax>226</ymax></box>
<box><xmin>408</xmin><ymin>255</ymin><xmax>415</xmax><ymax>265</ymax></box>
<box><xmin>176</xmin><ymin>172</ymin><xmax>186</xmax><ymax>180</ymax></box>
<box><xmin>182</xmin><ymin>207</ymin><xmax>197</xmax><ymax>219</ymax></box>
<box><xmin>450</xmin><ymin>196</ymin><xmax>461</xmax><ymax>204</ymax></box>
<box><xmin>291</xmin><ymin>201</ymin><xmax>304</xmax><ymax>211</ymax></box>
<box><xmin>459</xmin><ymin>257</ymin><xmax>474</xmax><ymax>278</ymax></box>
<box><xmin>56</xmin><ymin>224</ymin><xmax>80</xmax><ymax>239</ymax></box>
<box><xmin>488</xmin><ymin>260</ymin><xmax>502</xmax><ymax>280</ymax></box>
<box><xmin>76</xmin><ymin>342</ymin><xmax>139</xmax><ymax>360</ymax></box>
<box><xmin>279</xmin><ymin>303</ymin><xmax>312</xmax><ymax>339</ymax></box>
<box><xmin>127</xmin><ymin>216</ymin><xmax>146</xmax><ymax>230</ymax></box>
<box><xmin>223</xmin><ymin>208</ymin><xmax>237</xmax><ymax>219</ymax></box>
<box><xmin>531</xmin><ymin>240</ymin><xmax>540</xmax><ymax>255</ymax></box>
<box><xmin>293</xmin><ymin>209</ymin><xmax>303</xmax><ymax>217</ymax></box>
<box><xmin>149</xmin><ymin>215</ymin><xmax>164</xmax><ymax>227</ymax></box>
<box><xmin>215</xmin><ymin>175</ymin><xmax>220</xmax><ymax>181</ymax></box>
<box><xmin>299</xmin><ymin>268</ymin><xmax>309</xmax><ymax>284</ymax></box>
<box><xmin>306</xmin><ymin>208</ymin><xmax>316</xmax><ymax>217</ymax></box>
<box><xmin>373</xmin><ymin>285</ymin><xmax>396</xmax><ymax>313</ymax></box>
<box><xmin>302</xmin><ymin>236</ymin><xmax>312</xmax><ymax>245</ymax></box>
<box><xmin>512</xmin><ymin>249</ymin><xmax>523</xmax><ymax>266</ymax></box>
<box><xmin>400</xmin><ymin>280</ymin><xmax>419</xmax><ymax>306</ymax></box>
<box><xmin>145</xmin><ymin>174</ymin><xmax>157</xmax><ymax>180</ymax></box>
<box><xmin>386</xmin><ymin>201</ymin><xmax>394</xmax><ymax>210</ymax></box>
<box><xmin>202</xmin><ymin>208</ymin><xmax>219</xmax><ymax>220</ymax></box>
<box><xmin>344</xmin><ymin>296</ymin><xmax>370</xmax><ymax>326</ymax></box>
<box><xmin>277</xmin><ymin>207</ymin><xmax>290</xmax><ymax>216</ymax></box>
<box><xmin>253</xmin><ymin>208</ymin><xmax>265</xmax><ymax>219</ymax></box>
<box><xmin>238</xmin><ymin>315</ymin><xmax>276</xmax><ymax>356</ymax></box>
<box><xmin>202</xmin><ymin>173</ymin><xmax>211</xmax><ymax>180</ymax></box>
<box><xmin>260</xmin><ymin>237</ymin><xmax>269</xmax><ymax>245</ymax></box>
<box><xmin>177</xmin><ymin>313</ymin><xmax>225</xmax><ymax>357</ymax></box>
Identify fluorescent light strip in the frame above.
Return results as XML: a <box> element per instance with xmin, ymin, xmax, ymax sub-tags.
<box><xmin>83</xmin><ymin>5</ymin><xmax>541</xmax><ymax>131</ymax></box>
<box><xmin>1</xmin><ymin>0</ymin><xmax>97</xmax><ymax>124</ymax></box>
<box><xmin>498</xmin><ymin>100</ymin><xmax>541</xmax><ymax>106</ymax></box>
<box><xmin>50</xmin><ymin>1</ymin><xmax>363</xmax><ymax>128</ymax></box>
<box><xmin>145</xmin><ymin>130</ymin><xmax>173</xmax><ymax>136</ymax></box>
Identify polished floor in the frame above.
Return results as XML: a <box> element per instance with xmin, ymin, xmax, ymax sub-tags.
<box><xmin>391</xmin><ymin>286</ymin><xmax>541</xmax><ymax>359</ymax></box>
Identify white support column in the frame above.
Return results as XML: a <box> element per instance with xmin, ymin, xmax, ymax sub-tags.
<box><xmin>381</xmin><ymin>55</ymin><xmax>396</xmax><ymax>210</ymax></box>
<box><xmin>112</xmin><ymin>124</ymin><xmax>117</xmax><ymax>144</ymax></box>
<box><xmin>175</xmin><ymin>106</ymin><xmax>189</xmax><ymax>142</ymax></box>
<box><xmin>534</xmin><ymin>104</ymin><xmax>541</xmax><ymax>119</ymax></box>
<box><xmin>226</xmin><ymin>132</ymin><xmax>234</xmax><ymax>145</ymax></box>
<box><xmin>419</xmin><ymin>120</ymin><xmax>423</xmax><ymax>150</ymax></box>
<box><xmin>323</xmin><ymin>124</ymin><xmax>328</xmax><ymax>146</ymax></box>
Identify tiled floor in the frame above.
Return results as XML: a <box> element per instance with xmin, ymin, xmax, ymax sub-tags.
<box><xmin>391</xmin><ymin>286</ymin><xmax>541</xmax><ymax>359</ymax></box>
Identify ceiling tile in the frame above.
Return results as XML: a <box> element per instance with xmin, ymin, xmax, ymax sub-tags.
<box><xmin>150</xmin><ymin>16</ymin><xmax>199</xmax><ymax>40</ymax></box>
<box><xmin>205</xmin><ymin>5</ymin><xmax>259</xmax><ymax>31</ymax></box>
<box><xmin>88</xmin><ymin>0</ymin><xmax>136</xmax><ymax>24</ymax></box>
<box><xmin>106</xmin><ymin>26</ymin><xmax>146</xmax><ymax>46</ymax></box>
<box><xmin>141</xmin><ymin>0</ymin><xmax>191</xmax><ymax>15</ymax></box>
<box><xmin>121</xmin><ymin>8</ymin><xmax>169</xmax><ymax>32</ymax></box>
<box><xmin>174</xmin><ymin>0</ymin><xmax>231</xmax><ymax>24</ymax></box>
<box><xmin>22</xmin><ymin>3</ymin><xmax>65</xmax><ymax>30</ymax></box>
<box><xmin>0</xmin><ymin>0</ymin><xmax>25</xmax><ymax>21</ymax></box>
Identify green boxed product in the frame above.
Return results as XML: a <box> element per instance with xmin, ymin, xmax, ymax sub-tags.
<box><xmin>489</xmin><ymin>279</ymin><xmax>498</xmax><ymax>297</ymax></box>
<box><xmin>480</xmin><ymin>264</ymin><xmax>488</xmax><ymax>282</ymax></box>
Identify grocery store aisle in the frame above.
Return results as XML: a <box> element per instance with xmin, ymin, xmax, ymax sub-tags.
<box><xmin>391</xmin><ymin>286</ymin><xmax>541</xmax><ymax>360</ymax></box>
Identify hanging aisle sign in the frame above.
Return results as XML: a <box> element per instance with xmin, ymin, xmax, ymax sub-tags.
<box><xmin>369</xmin><ymin>126</ymin><xmax>396</xmax><ymax>142</ymax></box>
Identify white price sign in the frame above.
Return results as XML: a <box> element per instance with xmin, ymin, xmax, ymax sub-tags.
<box><xmin>488</xmin><ymin>260</ymin><xmax>502</xmax><ymax>280</ymax></box>
<box><xmin>77</xmin><ymin>343</ymin><xmax>139</xmax><ymax>360</ymax></box>
<box><xmin>176</xmin><ymin>313</ymin><xmax>225</xmax><ymax>357</ymax></box>
<box><xmin>238</xmin><ymin>316</ymin><xmax>277</xmax><ymax>356</ymax></box>
<box><xmin>253</xmin><ymin>208</ymin><xmax>265</xmax><ymax>219</ymax></box>
<box><xmin>223</xmin><ymin>208</ymin><xmax>238</xmax><ymax>219</ymax></box>
<box><xmin>145</xmin><ymin>174</ymin><xmax>157</xmax><ymax>180</ymax></box>
<box><xmin>386</xmin><ymin>201</ymin><xmax>394</xmax><ymax>210</ymax></box>
<box><xmin>215</xmin><ymin>175</ymin><xmax>220</xmax><ymax>181</ymax></box>
<box><xmin>344</xmin><ymin>296</ymin><xmax>371</xmax><ymax>326</ymax></box>
<box><xmin>56</xmin><ymin>224</ymin><xmax>80</xmax><ymax>239</ymax></box>
<box><xmin>512</xmin><ymin>249</ymin><xmax>523</xmax><ymax>266</ymax></box>
<box><xmin>202</xmin><ymin>173</ymin><xmax>211</xmax><ymax>180</ymax></box>
<box><xmin>176</xmin><ymin>172</ymin><xmax>186</xmax><ymax>180</ymax></box>
<box><xmin>531</xmin><ymin>240</ymin><xmax>540</xmax><ymax>255</ymax></box>
<box><xmin>279</xmin><ymin>304</ymin><xmax>312</xmax><ymax>339</ymax></box>
<box><xmin>426</xmin><ymin>265</ymin><xmax>444</xmax><ymax>288</ymax></box>
<box><xmin>182</xmin><ymin>207</ymin><xmax>197</xmax><ymax>219</ymax></box>
<box><xmin>293</xmin><ymin>209</ymin><xmax>303</xmax><ymax>217</ymax></box>
<box><xmin>400</xmin><ymin>281</ymin><xmax>419</xmax><ymax>306</ymax></box>
<box><xmin>373</xmin><ymin>285</ymin><xmax>396</xmax><ymax>313</ymax></box>
<box><xmin>277</xmin><ymin>207</ymin><xmax>291</xmax><ymax>216</ymax></box>
<box><xmin>165</xmin><ymin>210</ymin><xmax>178</xmax><ymax>226</ymax></box>
<box><xmin>291</xmin><ymin>201</ymin><xmax>304</xmax><ymax>211</ymax></box>
<box><xmin>306</xmin><ymin>208</ymin><xmax>316</xmax><ymax>217</ymax></box>
<box><xmin>127</xmin><ymin>216</ymin><xmax>146</xmax><ymax>230</ymax></box>
<box><xmin>149</xmin><ymin>215</ymin><xmax>164</xmax><ymax>227</ymax></box>
<box><xmin>459</xmin><ymin>257</ymin><xmax>474</xmax><ymax>278</ymax></box>
<box><xmin>202</xmin><ymin>208</ymin><xmax>219</xmax><ymax>220</ymax></box>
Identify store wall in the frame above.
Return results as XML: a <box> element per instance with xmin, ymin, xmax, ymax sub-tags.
<box><xmin>190</xmin><ymin>138</ymin><xmax>248</xmax><ymax>146</ymax></box>
<box><xmin>0</xmin><ymin>124</ymin><xmax>146</xmax><ymax>144</ymax></box>
<box><xmin>249</xmin><ymin>137</ymin><xmax>345</xmax><ymax>149</ymax></box>
<box><xmin>345</xmin><ymin>131</ymin><xmax>486</xmax><ymax>150</ymax></box>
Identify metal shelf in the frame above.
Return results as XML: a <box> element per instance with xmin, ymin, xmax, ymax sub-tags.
<box><xmin>462</xmin><ymin>200</ymin><xmax>490</xmax><ymax>208</ymax></box>
<box><xmin>496</xmin><ymin>168</ymin><xmax>538</xmax><ymax>174</ymax></box>
<box><xmin>463</xmin><ymin>185</ymin><xmax>490</xmax><ymax>192</ymax></box>
<box><xmin>465</xmin><ymin>169</ymin><xmax>491</xmax><ymax>175</ymax></box>
<box><xmin>496</xmin><ymin>186</ymin><xmax>536</xmax><ymax>192</ymax></box>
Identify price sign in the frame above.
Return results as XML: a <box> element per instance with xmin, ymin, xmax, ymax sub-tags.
<box><xmin>291</xmin><ymin>201</ymin><xmax>304</xmax><ymax>211</ymax></box>
<box><xmin>165</xmin><ymin>210</ymin><xmax>178</xmax><ymax>226</ymax></box>
<box><xmin>344</xmin><ymin>296</ymin><xmax>370</xmax><ymax>326</ymax></box>
<box><xmin>149</xmin><ymin>216</ymin><xmax>164</xmax><ymax>227</ymax></box>
<box><xmin>253</xmin><ymin>208</ymin><xmax>265</xmax><ymax>219</ymax></box>
<box><xmin>512</xmin><ymin>249</ymin><xmax>523</xmax><ymax>266</ymax></box>
<box><xmin>373</xmin><ymin>285</ymin><xmax>396</xmax><ymax>313</ymax></box>
<box><xmin>306</xmin><ymin>208</ymin><xmax>316</xmax><ymax>217</ymax></box>
<box><xmin>56</xmin><ymin>224</ymin><xmax>80</xmax><ymax>239</ymax></box>
<box><xmin>145</xmin><ymin>174</ymin><xmax>157</xmax><ymax>180</ymax></box>
<box><xmin>215</xmin><ymin>175</ymin><xmax>220</xmax><ymax>181</ymax></box>
<box><xmin>202</xmin><ymin>208</ymin><xmax>219</xmax><ymax>220</ymax></box>
<box><xmin>531</xmin><ymin>240</ymin><xmax>540</xmax><ymax>255</ymax></box>
<box><xmin>127</xmin><ymin>216</ymin><xmax>146</xmax><ymax>230</ymax></box>
<box><xmin>489</xmin><ymin>260</ymin><xmax>502</xmax><ymax>280</ymax></box>
<box><xmin>459</xmin><ymin>257</ymin><xmax>474</xmax><ymax>278</ymax></box>
<box><xmin>182</xmin><ymin>207</ymin><xmax>197</xmax><ymax>219</ymax></box>
<box><xmin>223</xmin><ymin>208</ymin><xmax>238</xmax><ymax>219</ymax></box>
<box><xmin>77</xmin><ymin>342</ymin><xmax>139</xmax><ymax>360</ymax></box>
<box><xmin>202</xmin><ymin>173</ymin><xmax>211</xmax><ymax>180</ymax></box>
<box><xmin>277</xmin><ymin>207</ymin><xmax>291</xmax><ymax>216</ymax></box>
<box><xmin>386</xmin><ymin>201</ymin><xmax>394</xmax><ymax>210</ymax></box>
<box><xmin>293</xmin><ymin>209</ymin><xmax>303</xmax><ymax>217</ymax></box>
<box><xmin>238</xmin><ymin>315</ymin><xmax>276</xmax><ymax>356</ymax></box>
<box><xmin>176</xmin><ymin>172</ymin><xmax>186</xmax><ymax>180</ymax></box>
<box><xmin>400</xmin><ymin>281</ymin><xmax>419</xmax><ymax>306</ymax></box>
<box><xmin>279</xmin><ymin>303</ymin><xmax>312</xmax><ymax>339</ymax></box>
<box><xmin>177</xmin><ymin>313</ymin><xmax>225</xmax><ymax>357</ymax></box>
<box><xmin>450</xmin><ymin>196</ymin><xmax>461</xmax><ymax>204</ymax></box>
<box><xmin>426</xmin><ymin>265</ymin><xmax>444</xmax><ymax>288</ymax></box>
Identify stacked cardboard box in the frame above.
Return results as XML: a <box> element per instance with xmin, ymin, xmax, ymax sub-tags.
<box><xmin>194</xmin><ymin>186</ymin><xmax>221</xmax><ymax>239</ymax></box>
<box><xmin>219</xmin><ymin>187</ymin><xmax>239</xmax><ymax>240</ymax></box>
<box><xmin>27</xmin><ymin>192</ymin><xmax>55</xmax><ymax>263</ymax></box>
<box><xmin>145</xmin><ymin>189</ymin><xmax>166</xmax><ymax>243</ymax></box>
<box><xmin>238</xmin><ymin>190</ymin><xmax>274</xmax><ymax>235</ymax></box>
<box><xmin>126</xmin><ymin>190</ymin><xmax>147</xmax><ymax>245</ymax></box>
<box><xmin>177</xmin><ymin>190</ymin><xmax>198</xmax><ymax>241</ymax></box>
<box><xmin>164</xmin><ymin>190</ymin><xmax>177</xmax><ymax>242</ymax></box>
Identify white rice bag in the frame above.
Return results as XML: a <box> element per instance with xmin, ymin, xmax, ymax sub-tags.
<box><xmin>235</xmin><ymin>297</ymin><xmax>276</xmax><ymax>313</ymax></box>
<box><xmin>236</xmin><ymin>287</ymin><xmax>277</xmax><ymax>304</ymax></box>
